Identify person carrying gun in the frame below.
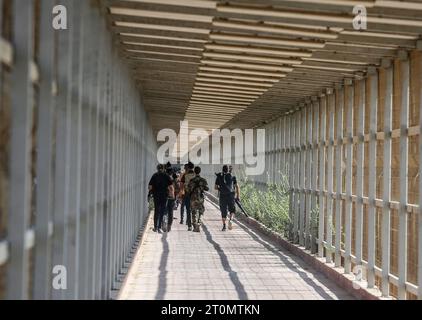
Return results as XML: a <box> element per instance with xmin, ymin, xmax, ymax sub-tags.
<box><xmin>215</xmin><ymin>165</ymin><xmax>240</xmax><ymax>231</ymax></box>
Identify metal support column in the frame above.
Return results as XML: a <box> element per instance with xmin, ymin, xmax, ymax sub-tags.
<box><xmin>381</xmin><ymin>65</ymin><xmax>393</xmax><ymax>297</ymax></box>
<box><xmin>334</xmin><ymin>87</ymin><xmax>344</xmax><ymax>268</ymax></box>
<box><xmin>367</xmin><ymin>68</ymin><xmax>379</xmax><ymax>288</ymax></box>
<box><xmin>398</xmin><ymin>57</ymin><xmax>410</xmax><ymax>300</ymax></box>
<box><xmin>33</xmin><ymin>0</ymin><xmax>56</xmax><ymax>300</ymax></box>
<box><xmin>326</xmin><ymin>90</ymin><xmax>335</xmax><ymax>264</ymax></box>
<box><xmin>355</xmin><ymin>79</ymin><xmax>366</xmax><ymax>269</ymax></box>
<box><xmin>344</xmin><ymin>80</ymin><xmax>354</xmax><ymax>274</ymax></box>
<box><xmin>7</xmin><ymin>0</ymin><xmax>34</xmax><ymax>300</ymax></box>
<box><xmin>318</xmin><ymin>95</ymin><xmax>327</xmax><ymax>258</ymax></box>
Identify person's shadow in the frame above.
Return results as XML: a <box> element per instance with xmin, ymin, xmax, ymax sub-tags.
<box><xmin>155</xmin><ymin>233</ymin><xmax>169</xmax><ymax>300</ymax></box>
<box><xmin>202</xmin><ymin>224</ymin><xmax>249</xmax><ymax>300</ymax></box>
<box><xmin>235</xmin><ymin>220</ymin><xmax>338</xmax><ymax>300</ymax></box>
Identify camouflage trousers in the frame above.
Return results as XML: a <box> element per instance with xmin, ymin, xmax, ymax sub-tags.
<box><xmin>190</xmin><ymin>198</ymin><xmax>205</xmax><ymax>228</ymax></box>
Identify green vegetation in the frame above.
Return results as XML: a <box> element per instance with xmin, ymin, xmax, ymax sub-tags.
<box><xmin>239</xmin><ymin>172</ymin><xmax>292</xmax><ymax>238</ymax></box>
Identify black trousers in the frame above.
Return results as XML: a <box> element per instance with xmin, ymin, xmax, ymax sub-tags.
<box><xmin>180</xmin><ymin>197</ymin><xmax>185</xmax><ymax>222</ymax></box>
<box><xmin>154</xmin><ymin>197</ymin><xmax>167</xmax><ymax>230</ymax></box>
<box><xmin>184</xmin><ymin>194</ymin><xmax>192</xmax><ymax>228</ymax></box>
<box><xmin>166</xmin><ymin>199</ymin><xmax>175</xmax><ymax>229</ymax></box>
<box><xmin>219</xmin><ymin>193</ymin><xmax>236</xmax><ymax>219</ymax></box>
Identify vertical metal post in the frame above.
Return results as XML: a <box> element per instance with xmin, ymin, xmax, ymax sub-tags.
<box><xmin>282</xmin><ymin>117</ymin><xmax>287</xmax><ymax>175</ymax></box>
<box><xmin>311</xmin><ymin>98</ymin><xmax>319</xmax><ymax>254</ymax></box>
<box><xmin>89</xmin><ymin>8</ymin><xmax>100</xmax><ymax>299</ymax></box>
<box><xmin>344</xmin><ymin>80</ymin><xmax>354</xmax><ymax>274</ymax></box>
<box><xmin>326</xmin><ymin>90</ymin><xmax>335</xmax><ymax>264</ymax></box>
<box><xmin>285</xmin><ymin>116</ymin><xmax>289</xmax><ymax>178</ymax></box>
<box><xmin>296</xmin><ymin>110</ymin><xmax>301</xmax><ymax>244</ymax></box>
<box><xmin>33</xmin><ymin>0</ymin><xmax>55</xmax><ymax>300</ymax></box>
<box><xmin>382</xmin><ymin>65</ymin><xmax>393</xmax><ymax>297</ymax></box>
<box><xmin>116</xmin><ymin>76</ymin><xmax>122</xmax><ymax>286</ymax></box>
<box><xmin>268</xmin><ymin>123</ymin><xmax>273</xmax><ymax>183</ymax></box>
<box><xmin>299</xmin><ymin>106</ymin><xmax>306</xmax><ymax>246</ymax></box>
<box><xmin>275</xmin><ymin>120</ymin><xmax>279</xmax><ymax>182</ymax></box>
<box><xmin>66</xmin><ymin>6</ymin><xmax>84</xmax><ymax>299</ymax></box>
<box><xmin>96</xmin><ymin>23</ymin><xmax>106</xmax><ymax>298</ymax></box>
<box><xmin>305</xmin><ymin>104</ymin><xmax>312</xmax><ymax>249</ymax></box>
<box><xmin>100</xmin><ymin>42</ymin><xmax>109</xmax><ymax>299</ymax></box>
<box><xmin>7</xmin><ymin>0</ymin><xmax>34</xmax><ymax>300</ymax></box>
<box><xmin>288</xmin><ymin>113</ymin><xmax>294</xmax><ymax>241</ymax></box>
<box><xmin>271</xmin><ymin>122</ymin><xmax>274</xmax><ymax>182</ymax></box>
<box><xmin>318</xmin><ymin>95</ymin><xmax>326</xmax><ymax>258</ymax></box>
<box><xmin>355</xmin><ymin>79</ymin><xmax>366</xmax><ymax>269</ymax></box>
<box><xmin>274</xmin><ymin>121</ymin><xmax>278</xmax><ymax>182</ymax></box>
<box><xmin>61</xmin><ymin>2</ymin><xmax>76</xmax><ymax>299</ymax></box>
<box><xmin>267</xmin><ymin>123</ymin><xmax>270</xmax><ymax>183</ymax></box>
<box><xmin>87</xmin><ymin>9</ymin><xmax>99</xmax><ymax>299</ymax></box>
<box><xmin>273</xmin><ymin>119</ymin><xmax>282</xmax><ymax>183</ymax></box>
<box><xmin>398</xmin><ymin>57</ymin><xmax>410</xmax><ymax>300</ymax></box>
<box><xmin>335</xmin><ymin>87</ymin><xmax>344</xmax><ymax>268</ymax></box>
<box><xmin>78</xmin><ymin>2</ymin><xmax>96</xmax><ymax>300</ymax></box>
<box><xmin>274</xmin><ymin>120</ymin><xmax>278</xmax><ymax>182</ymax></box>
<box><xmin>118</xmin><ymin>89</ymin><xmax>123</xmax><ymax>277</ymax></box>
<box><xmin>112</xmin><ymin>64</ymin><xmax>122</xmax><ymax>291</ymax></box>
<box><xmin>123</xmin><ymin>103</ymin><xmax>128</xmax><ymax>264</ymax></box>
<box><xmin>293</xmin><ymin>111</ymin><xmax>299</xmax><ymax>243</ymax></box>
<box><xmin>106</xmin><ymin>49</ymin><xmax>116</xmax><ymax>298</ymax></box>
<box><xmin>50</xmin><ymin>0</ymin><xmax>71</xmax><ymax>301</ymax></box>
<box><xmin>367</xmin><ymin>69</ymin><xmax>378</xmax><ymax>288</ymax></box>
<box><xmin>263</xmin><ymin>124</ymin><xmax>267</xmax><ymax>185</ymax></box>
<box><xmin>418</xmin><ymin>50</ymin><xmax>422</xmax><ymax>300</ymax></box>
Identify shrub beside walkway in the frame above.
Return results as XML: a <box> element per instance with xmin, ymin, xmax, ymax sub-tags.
<box><xmin>119</xmin><ymin>201</ymin><xmax>354</xmax><ymax>300</ymax></box>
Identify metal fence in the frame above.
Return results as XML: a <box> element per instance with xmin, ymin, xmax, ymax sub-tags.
<box><xmin>244</xmin><ymin>51</ymin><xmax>421</xmax><ymax>300</ymax></box>
<box><xmin>0</xmin><ymin>0</ymin><xmax>156</xmax><ymax>299</ymax></box>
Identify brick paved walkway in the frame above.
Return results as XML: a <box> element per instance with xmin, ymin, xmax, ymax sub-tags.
<box><xmin>119</xmin><ymin>201</ymin><xmax>354</xmax><ymax>300</ymax></box>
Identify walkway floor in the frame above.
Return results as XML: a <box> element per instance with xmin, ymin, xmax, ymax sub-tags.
<box><xmin>119</xmin><ymin>201</ymin><xmax>354</xmax><ymax>300</ymax></box>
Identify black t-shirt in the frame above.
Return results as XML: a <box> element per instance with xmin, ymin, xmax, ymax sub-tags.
<box><xmin>149</xmin><ymin>172</ymin><xmax>172</xmax><ymax>200</ymax></box>
<box><xmin>215</xmin><ymin>173</ymin><xmax>237</xmax><ymax>195</ymax></box>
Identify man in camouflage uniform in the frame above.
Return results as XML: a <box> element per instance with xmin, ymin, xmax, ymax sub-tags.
<box><xmin>188</xmin><ymin>166</ymin><xmax>209</xmax><ymax>233</ymax></box>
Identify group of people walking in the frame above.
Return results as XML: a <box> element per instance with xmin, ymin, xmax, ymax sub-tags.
<box><xmin>148</xmin><ymin>163</ymin><xmax>240</xmax><ymax>233</ymax></box>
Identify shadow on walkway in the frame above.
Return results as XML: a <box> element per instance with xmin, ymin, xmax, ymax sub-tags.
<box><xmin>155</xmin><ymin>232</ymin><xmax>169</xmax><ymax>300</ymax></box>
<box><xmin>235</xmin><ymin>219</ymin><xmax>337</xmax><ymax>300</ymax></box>
<box><xmin>202</xmin><ymin>225</ymin><xmax>249</xmax><ymax>300</ymax></box>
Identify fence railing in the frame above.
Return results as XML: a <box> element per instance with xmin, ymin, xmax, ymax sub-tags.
<box><xmin>245</xmin><ymin>52</ymin><xmax>422</xmax><ymax>300</ymax></box>
<box><xmin>0</xmin><ymin>0</ymin><xmax>156</xmax><ymax>300</ymax></box>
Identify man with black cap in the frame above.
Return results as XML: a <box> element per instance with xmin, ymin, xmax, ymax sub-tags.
<box><xmin>148</xmin><ymin>164</ymin><xmax>173</xmax><ymax>233</ymax></box>
<box><xmin>215</xmin><ymin>165</ymin><xmax>240</xmax><ymax>231</ymax></box>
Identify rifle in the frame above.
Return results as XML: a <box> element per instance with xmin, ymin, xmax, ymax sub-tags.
<box><xmin>235</xmin><ymin>198</ymin><xmax>249</xmax><ymax>217</ymax></box>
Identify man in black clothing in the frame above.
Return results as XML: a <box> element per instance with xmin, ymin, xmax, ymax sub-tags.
<box><xmin>215</xmin><ymin>165</ymin><xmax>240</xmax><ymax>231</ymax></box>
<box><xmin>149</xmin><ymin>164</ymin><xmax>173</xmax><ymax>233</ymax></box>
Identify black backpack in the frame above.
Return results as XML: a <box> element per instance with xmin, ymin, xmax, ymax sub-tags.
<box><xmin>216</xmin><ymin>173</ymin><xmax>235</xmax><ymax>195</ymax></box>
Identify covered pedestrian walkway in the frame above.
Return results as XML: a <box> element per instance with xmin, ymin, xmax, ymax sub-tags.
<box><xmin>0</xmin><ymin>0</ymin><xmax>421</xmax><ymax>300</ymax></box>
<box><xmin>118</xmin><ymin>201</ymin><xmax>354</xmax><ymax>300</ymax></box>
